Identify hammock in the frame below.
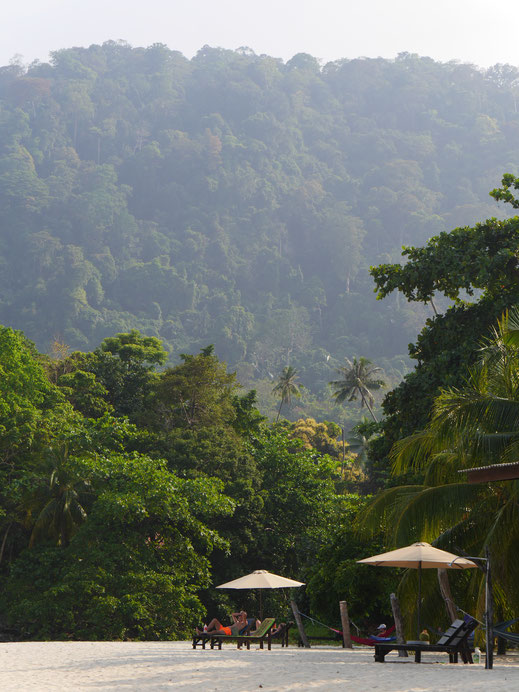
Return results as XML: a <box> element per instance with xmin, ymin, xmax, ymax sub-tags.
<box><xmin>297</xmin><ymin>610</ymin><xmax>396</xmax><ymax>646</ymax></box>
<box><xmin>351</xmin><ymin>625</ymin><xmax>396</xmax><ymax>646</ymax></box>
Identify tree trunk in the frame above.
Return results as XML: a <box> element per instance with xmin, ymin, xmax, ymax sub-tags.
<box><xmin>0</xmin><ymin>523</ymin><xmax>12</xmax><ymax>565</ymax></box>
<box><xmin>390</xmin><ymin>593</ymin><xmax>408</xmax><ymax>657</ymax></box>
<box><xmin>339</xmin><ymin>601</ymin><xmax>352</xmax><ymax>648</ymax></box>
<box><xmin>341</xmin><ymin>427</ymin><xmax>345</xmax><ymax>478</ymax></box>
<box><xmin>437</xmin><ymin>568</ymin><xmax>458</xmax><ymax>623</ymax></box>
<box><xmin>291</xmin><ymin>600</ymin><xmax>310</xmax><ymax>648</ymax></box>
<box><xmin>361</xmin><ymin>393</ymin><xmax>378</xmax><ymax>422</ymax></box>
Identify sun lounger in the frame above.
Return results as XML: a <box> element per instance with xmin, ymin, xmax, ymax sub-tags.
<box><xmin>373</xmin><ymin>618</ymin><xmax>477</xmax><ymax>663</ymax></box>
<box><xmin>193</xmin><ymin>618</ymin><xmax>276</xmax><ymax>650</ymax></box>
<box><xmin>192</xmin><ymin>622</ymin><xmax>251</xmax><ymax>649</ymax></box>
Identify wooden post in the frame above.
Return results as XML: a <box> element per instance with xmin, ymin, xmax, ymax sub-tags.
<box><xmin>390</xmin><ymin>592</ymin><xmax>408</xmax><ymax>657</ymax></box>
<box><xmin>437</xmin><ymin>569</ymin><xmax>458</xmax><ymax>623</ymax></box>
<box><xmin>291</xmin><ymin>600</ymin><xmax>310</xmax><ymax>648</ymax></box>
<box><xmin>339</xmin><ymin>601</ymin><xmax>353</xmax><ymax>648</ymax></box>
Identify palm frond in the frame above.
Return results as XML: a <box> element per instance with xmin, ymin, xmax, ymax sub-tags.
<box><xmin>355</xmin><ymin>485</ymin><xmax>425</xmax><ymax>538</ymax></box>
<box><xmin>391</xmin><ymin>483</ymin><xmax>484</xmax><ymax>546</ymax></box>
<box><xmin>423</xmin><ymin>452</ymin><xmax>463</xmax><ymax>486</ymax></box>
<box><xmin>390</xmin><ymin>430</ymin><xmax>448</xmax><ymax>475</ymax></box>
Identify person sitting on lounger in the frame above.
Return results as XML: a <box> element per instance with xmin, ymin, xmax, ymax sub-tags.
<box><xmin>197</xmin><ymin>610</ymin><xmax>250</xmax><ymax>636</ymax></box>
<box><xmin>248</xmin><ymin>619</ymin><xmax>271</xmax><ymax>635</ymax></box>
<box><xmin>271</xmin><ymin>622</ymin><xmax>285</xmax><ymax>635</ymax></box>
<box><xmin>197</xmin><ymin>618</ymin><xmax>243</xmax><ymax>636</ymax></box>
<box><xmin>232</xmin><ymin>610</ymin><xmax>261</xmax><ymax>633</ymax></box>
<box><xmin>231</xmin><ymin>611</ymin><xmax>249</xmax><ymax>633</ymax></box>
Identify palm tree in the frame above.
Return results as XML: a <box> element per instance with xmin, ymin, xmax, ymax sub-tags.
<box><xmin>358</xmin><ymin>309</ymin><xmax>519</xmax><ymax>624</ymax></box>
<box><xmin>273</xmin><ymin>366</ymin><xmax>301</xmax><ymax>422</ymax></box>
<box><xmin>24</xmin><ymin>446</ymin><xmax>91</xmax><ymax>548</ymax></box>
<box><xmin>330</xmin><ymin>357</ymin><xmax>385</xmax><ymax>422</ymax></box>
<box><xmin>346</xmin><ymin>416</ymin><xmax>379</xmax><ymax>468</ymax></box>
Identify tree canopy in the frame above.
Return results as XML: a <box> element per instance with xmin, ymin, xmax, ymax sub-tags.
<box><xmin>1</xmin><ymin>45</ymin><xmax>519</xmax><ymax>417</ymax></box>
<box><xmin>0</xmin><ymin>324</ymin><xmax>374</xmax><ymax>639</ymax></box>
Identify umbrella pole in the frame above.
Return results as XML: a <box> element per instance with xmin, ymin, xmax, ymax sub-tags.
<box><xmin>260</xmin><ymin>589</ymin><xmax>263</xmax><ymax>621</ymax></box>
<box><xmin>417</xmin><ymin>561</ymin><xmax>422</xmax><ymax>639</ymax></box>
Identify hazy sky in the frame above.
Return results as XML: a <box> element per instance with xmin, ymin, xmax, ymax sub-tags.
<box><xmin>2</xmin><ymin>1</ymin><xmax>518</xmax><ymax>69</ymax></box>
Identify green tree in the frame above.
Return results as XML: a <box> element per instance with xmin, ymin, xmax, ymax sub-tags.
<box><xmin>3</xmin><ymin>453</ymin><xmax>231</xmax><ymax>640</ymax></box>
<box><xmin>358</xmin><ymin>309</ymin><xmax>519</xmax><ymax>626</ymax></box>
<box><xmin>306</xmin><ymin>496</ymin><xmax>397</xmax><ymax>628</ymax></box>
<box><xmin>368</xmin><ymin>175</ymin><xmax>519</xmax><ymax>485</ymax></box>
<box><xmin>330</xmin><ymin>357</ymin><xmax>385</xmax><ymax>422</ymax></box>
<box><xmin>75</xmin><ymin>330</ymin><xmax>168</xmax><ymax>420</ymax></box>
<box><xmin>151</xmin><ymin>345</ymin><xmax>236</xmax><ymax>429</ymax></box>
<box><xmin>273</xmin><ymin>365</ymin><xmax>301</xmax><ymax>421</ymax></box>
<box><xmin>249</xmin><ymin>427</ymin><xmax>344</xmax><ymax>578</ymax></box>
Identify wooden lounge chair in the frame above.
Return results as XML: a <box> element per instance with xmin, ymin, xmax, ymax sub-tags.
<box><xmin>192</xmin><ymin>621</ymin><xmax>252</xmax><ymax>649</ymax></box>
<box><xmin>207</xmin><ymin>618</ymin><xmax>276</xmax><ymax>650</ymax></box>
<box><xmin>373</xmin><ymin>618</ymin><xmax>477</xmax><ymax>663</ymax></box>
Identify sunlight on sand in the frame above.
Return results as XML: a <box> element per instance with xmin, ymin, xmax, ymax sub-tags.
<box><xmin>1</xmin><ymin>642</ymin><xmax>519</xmax><ymax>691</ymax></box>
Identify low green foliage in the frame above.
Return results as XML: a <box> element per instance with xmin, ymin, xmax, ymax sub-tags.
<box><xmin>305</xmin><ymin>496</ymin><xmax>397</xmax><ymax>629</ymax></box>
<box><xmin>0</xmin><ymin>327</ymin><xmax>376</xmax><ymax>640</ymax></box>
<box><xmin>3</xmin><ymin>454</ymin><xmax>229</xmax><ymax>639</ymax></box>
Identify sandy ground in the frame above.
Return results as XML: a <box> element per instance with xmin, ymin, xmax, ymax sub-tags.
<box><xmin>1</xmin><ymin>641</ymin><xmax>518</xmax><ymax>691</ymax></box>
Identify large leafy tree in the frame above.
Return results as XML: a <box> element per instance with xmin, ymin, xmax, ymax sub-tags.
<box><xmin>3</xmin><ymin>453</ymin><xmax>231</xmax><ymax>640</ymax></box>
<box><xmin>368</xmin><ymin>175</ymin><xmax>519</xmax><ymax>484</ymax></box>
<box><xmin>50</xmin><ymin>330</ymin><xmax>168</xmax><ymax>421</ymax></box>
<box><xmin>306</xmin><ymin>496</ymin><xmax>398</xmax><ymax>628</ymax></box>
<box><xmin>0</xmin><ymin>327</ymin><xmax>76</xmax><ymax>568</ymax></box>
<box><xmin>150</xmin><ymin>345</ymin><xmax>236</xmax><ymax>430</ymax></box>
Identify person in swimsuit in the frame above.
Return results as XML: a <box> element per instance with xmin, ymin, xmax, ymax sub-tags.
<box><xmin>232</xmin><ymin>610</ymin><xmax>259</xmax><ymax>634</ymax></box>
<box><xmin>197</xmin><ymin>611</ymin><xmax>248</xmax><ymax>636</ymax></box>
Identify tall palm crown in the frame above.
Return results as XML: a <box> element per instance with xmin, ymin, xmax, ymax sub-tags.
<box><xmin>330</xmin><ymin>356</ymin><xmax>385</xmax><ymax>422</ymax></box>
<box><xmin>358</xmin><ymin>309</ymin><xmax>519</xmax><ymax>626</ymax></box>
<box><xmin>24</xmin><ymin>447</ymin><xmax>90</xmax><ymax>548</ymax></box>
<box><xmin>273</xmin><ymin>366</ymin><xmax>301</xmax><ymax>422</ymax></box>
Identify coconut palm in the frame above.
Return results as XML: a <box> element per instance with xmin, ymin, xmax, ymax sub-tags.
<box><xmin>358</xmin><ymin>309</ymin><xmax>519</xmax><ymax>623</ymax></box>
<box><xmin>24</xmin><ymin>446</ymin><xmax>91</xmax><ymax>548</ymax></box>
<box><xmin>330</xmin><ymin>357</ymin><xmax>385</xmax><ymax>422</ymax></box>
<box><xmin>273</xmin><ymin>365</ymin><xmax>301</xmax><ymax>422</ymax></box>
<box><xmin>347</xmin><ymin>417</ymin><xmax>379</xmax><ymax>468</ymax></box>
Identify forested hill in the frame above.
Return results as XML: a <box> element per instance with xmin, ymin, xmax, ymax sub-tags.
<box><xmin>1</xmin><ymin>43</ymin><xmax>518</xmax><ymax>403</ymax></box>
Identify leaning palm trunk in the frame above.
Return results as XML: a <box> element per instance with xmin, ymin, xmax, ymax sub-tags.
<box><xmin>360</xmin><ymin>392</ymin><xmax>378</xmax><ymax>422</ymax></box>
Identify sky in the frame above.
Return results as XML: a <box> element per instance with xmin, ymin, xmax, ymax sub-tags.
<box><xmin>2</xmin><ymin>0</ymin><xmax>518</xmax><ymax>70</ymax></box>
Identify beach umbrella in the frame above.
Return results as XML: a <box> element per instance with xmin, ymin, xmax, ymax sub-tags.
<box><xmin>216</xmin><ymin>569</ymin><xmax>305</xmax><ymax>619</ymax></box>
<box><xmin>357</xmin><ymin>542</ymin><xmax>477</xmax><ymax>638</ymax></box>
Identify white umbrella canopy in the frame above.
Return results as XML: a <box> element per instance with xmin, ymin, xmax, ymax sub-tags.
<box><xmin>357</xmin><ymin>542</ymin><xmax>477</xmax><ymax>570</ymax></box>
<box><xmin>216</xmin><ymin>570</ymin><xmax>305</xmax><ymax>590</ymax></box>
<box><xmin>216</xmin><ymin>570</ymin><xmax>305</xmax><ymax>620</ymax></box>
<box><xmin>357</xmin><ymin>542</ymin><xmax>477</xmax><ymax>638</ymax></box>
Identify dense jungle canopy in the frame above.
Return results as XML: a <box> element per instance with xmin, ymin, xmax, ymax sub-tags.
<box><xmin>2</xmin><ymin>42</ymin><xmax>519</xmax><ymax>418</ymax></box>
<box><xmin>4</xmin><ymin>41</ymin><xmax>519</xmax><ymax>641</ymax></box>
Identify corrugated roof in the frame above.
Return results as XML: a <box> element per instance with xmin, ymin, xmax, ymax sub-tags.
<box><xmin>459</xmin><ymin>461</ymin><xmax>519</xmax><ymax>473</ymax></box>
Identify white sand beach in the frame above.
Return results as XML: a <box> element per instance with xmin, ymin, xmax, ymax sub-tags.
<box><xmin>1</xmin><ymin>641</ymin><xmax>518</xmax><ymax>691</ymax></box>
